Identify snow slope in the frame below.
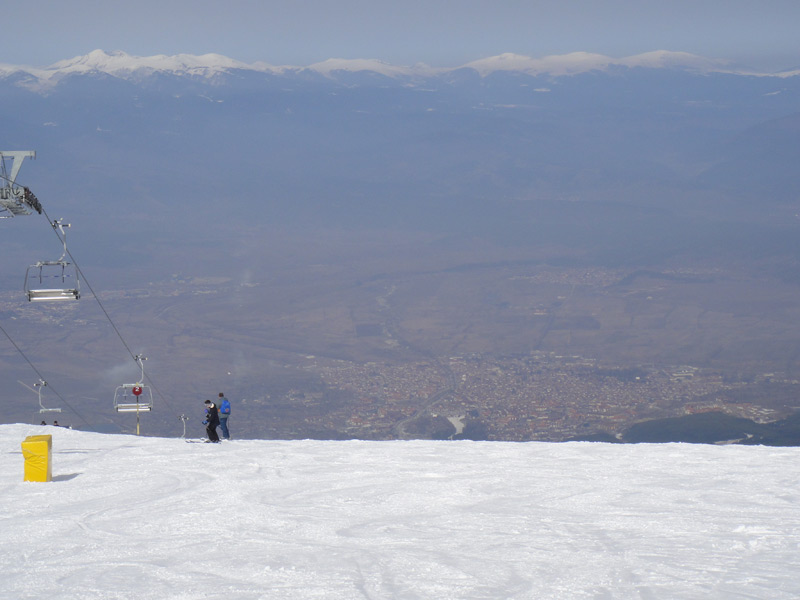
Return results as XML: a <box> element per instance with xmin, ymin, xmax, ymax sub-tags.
<box><xmin>2</xmin><ymin>424</ymin><xmax>799</xmax><ymax>599</ymax></box>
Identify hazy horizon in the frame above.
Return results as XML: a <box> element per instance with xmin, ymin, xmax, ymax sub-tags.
<box><xmin>4</xmin><ymin>1</ymin><xmax>800</xmax><ymax>71</ymax></box>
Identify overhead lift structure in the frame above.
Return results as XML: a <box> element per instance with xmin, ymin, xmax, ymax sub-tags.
<box><xmin>0</xmin><ymin>151</ymin><xmax>40</xmax><ymax>217</ymax></box>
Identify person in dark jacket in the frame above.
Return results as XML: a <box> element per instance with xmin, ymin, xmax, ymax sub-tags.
<box><xmin>203</xmin><ymin>399</ymin><xmax>220</xmax><ymax>443</ymax></box>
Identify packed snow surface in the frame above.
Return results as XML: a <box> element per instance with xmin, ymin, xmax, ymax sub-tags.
<box><xmin>2</xmin><ymin>424</ymin><xmax>799</xmax><ymax>599</ymax></box>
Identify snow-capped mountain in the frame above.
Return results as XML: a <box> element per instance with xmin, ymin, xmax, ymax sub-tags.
<box><xmin>0</xmin><ymin>48</ymin><xmax>770</xmax><ymax>92</ymax></box>
<box><xmin>460</xmin><ymin>50</ymin><xmax>727</xmax><ymax>76</ymax></box>
<box><xmin>0</xmin><ymin>49</ymin><xmax>273</xmax><ymax>89</ymax></box>
<box><xmin>48</xmin><ymin>48</ymin><xmax>257</xmax><ymax>77</ymax></box>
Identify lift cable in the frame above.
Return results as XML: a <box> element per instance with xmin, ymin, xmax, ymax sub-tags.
<box><xmin>0</xmin><ymin>166</ymin><xmax>180</xmax><ymax>422</ymax></box>
<box><xmin>0</xmin><ymin>320</ymin><xmax>90</xmax><ymax>426</ymax></box>
<box><xmin>38</xmin><ymin>204</ymin><xmax>180</xmax><ymax>418</ymax></box>
<box><xmin>0</xmin><ymin>170</ymin><xmax>90</xmax><ymax>424</ymax></box>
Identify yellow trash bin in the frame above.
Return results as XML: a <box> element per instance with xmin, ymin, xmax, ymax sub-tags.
<box><xmin>21</xmin><ymin>434</ymin><xmax>52</xmax><ymax>482</ymax></box>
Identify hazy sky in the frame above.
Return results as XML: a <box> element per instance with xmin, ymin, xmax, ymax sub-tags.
<box><xmin>3</xmin><ymin>0</ymin><xmax>799</xmax><ymax>70</ymax></box>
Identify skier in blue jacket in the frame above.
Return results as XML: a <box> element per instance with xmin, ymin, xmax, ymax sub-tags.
<box><xmin>218</xmin><ymin>392</ymin><xmax>231</xmax><ymax>439</ymax></box>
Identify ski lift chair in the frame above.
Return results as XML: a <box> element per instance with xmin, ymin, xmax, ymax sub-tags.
<box><xmin>114</xmin><ymin>355</ymin><xmax>153</xmax><ymax>413</ymax></box>
<box><xmin>35</xmin><ymin>380</ymin><xmax>61</xmax><ymax>414</ymax></box>
<box><xmin>24</xmin><ymin>220</ymin><xmax>80</xmax><ymax>302</ymax></box>
<box><xmin>114</xmin><ymin>383</ymin><xmax>154</xmax><ymax>412</ymax></box>
<box><xmin>25</xmin><ymin>260</ymin><xmax>80</xmax><ymax>301</ymax></box>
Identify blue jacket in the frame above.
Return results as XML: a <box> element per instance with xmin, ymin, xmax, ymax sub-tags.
<box><xmin>220</xmin><ymin>398</ymin><xmax>231</xmax><ymax>417</ymax></box>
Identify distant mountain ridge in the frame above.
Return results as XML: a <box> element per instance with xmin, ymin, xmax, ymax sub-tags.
<box><xmin>2</xmin><ymin>49</ymin><xmax>797</xmax><ymax>92</ymax></box>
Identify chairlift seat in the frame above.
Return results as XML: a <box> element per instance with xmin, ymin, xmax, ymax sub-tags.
<box><xmin>27</xmin><ymin>288</ymin><xmax>80</xmax><ymax>301</ymax></box>
<box><xmin>24</xmin><ymin>260</ymin><xmax>80</xmax><ymax>302</ymax></box>
<box><xmin>115</xmin><ymin>403</ymin><xmax>153</xmax><ymax>413</ymax></box>
<box><xmin>114</xmin><ymin>382</ymin><xmax>153</xmax><ymax>413</ymax></box>
<box><xmin>28</xmin><ymin>379</ymin><xmax>62</xmax><ymax>413</ymax></box>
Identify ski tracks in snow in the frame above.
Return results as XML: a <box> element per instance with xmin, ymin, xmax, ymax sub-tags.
<box><xmin>2</xmin><ymin>425</ymin><xmax>800</xmax><ymax>599</ymax></box>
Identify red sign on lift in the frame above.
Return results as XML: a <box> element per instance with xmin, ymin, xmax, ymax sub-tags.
<box><xmin>132</xmin><ymin>385</ymin><xmax>142</xmax><ymax>396</ymax></box>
